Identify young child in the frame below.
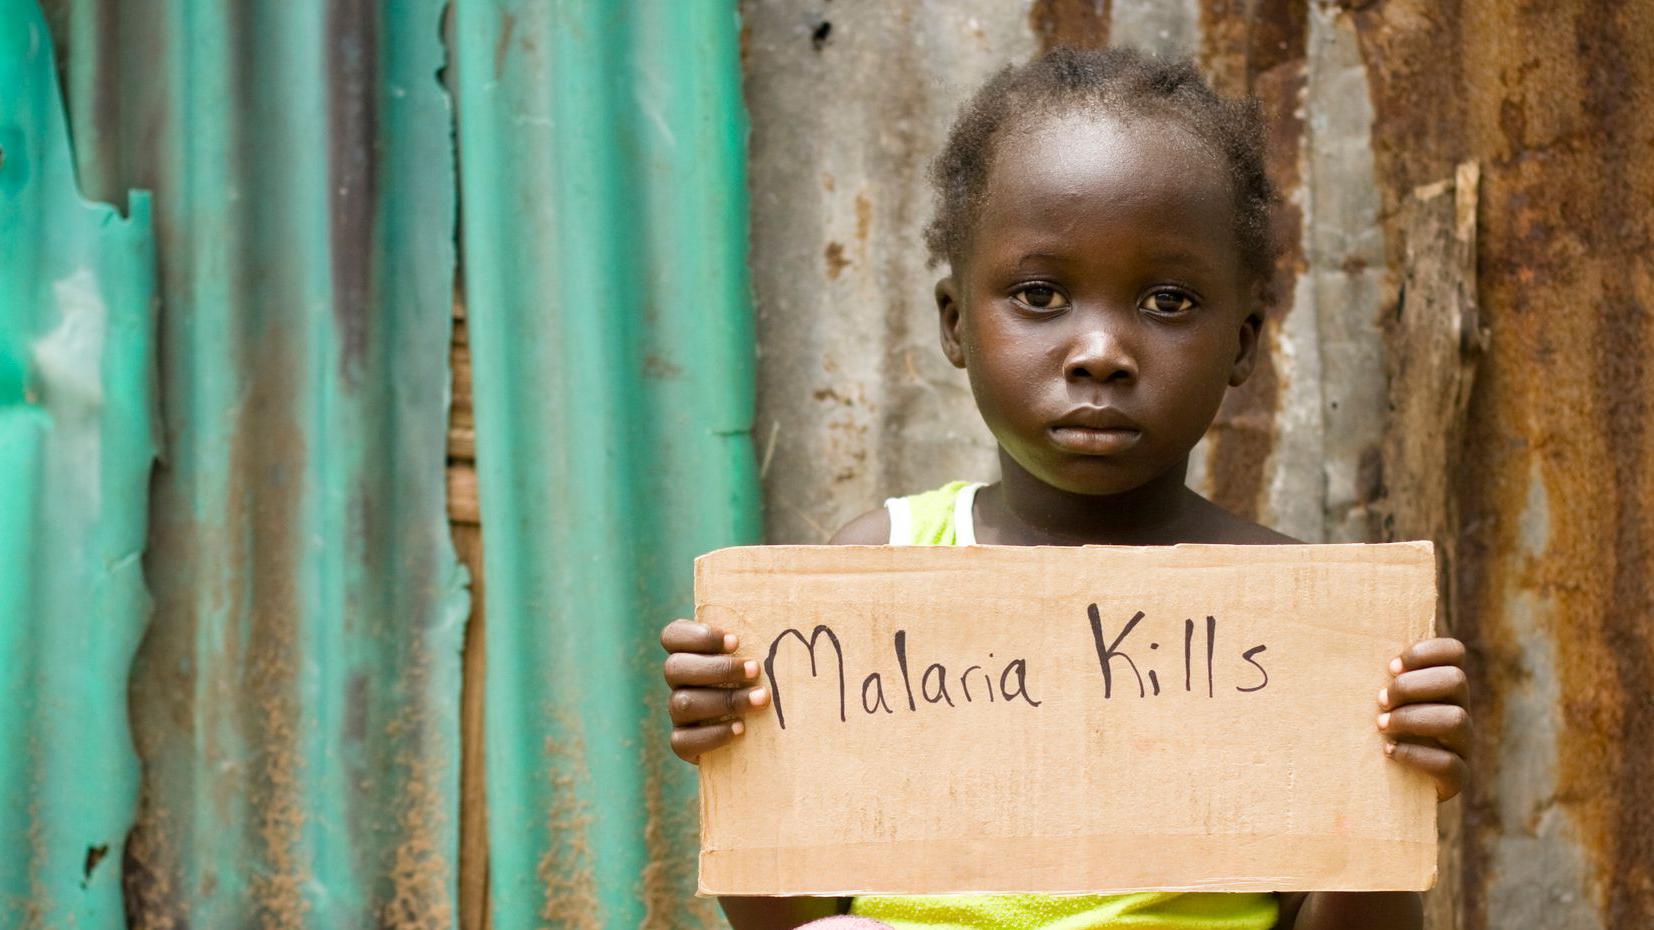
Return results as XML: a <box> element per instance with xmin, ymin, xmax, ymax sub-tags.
<box><xmin>661</xmin><ymin>47</ymin><xmax>1471</xmax><ymax>930</ymax></box>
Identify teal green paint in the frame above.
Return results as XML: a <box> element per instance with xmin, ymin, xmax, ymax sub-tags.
<box><xmin>0</xmin><ymin>1</ymin><xmax>156</xmax><ymax>924</ymax></box>
<box><xmin>454</xmin><ymin>1</ymin><xmax>759</xmax><ymax>925</ymax></box>
<box><xmin>51</xmin><ymin>1</ymin><xmax>468</xmax><ymax>924</ymax></box>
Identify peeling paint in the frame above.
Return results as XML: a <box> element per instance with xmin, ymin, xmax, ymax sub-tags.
<box><xmin>0</xmin><ymin>6</ymin><xmax>156</xmax><ymax>927</ymax></box>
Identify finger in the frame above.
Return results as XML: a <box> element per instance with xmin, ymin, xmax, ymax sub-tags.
<box><xmin>670</xmin><ymin>718</ymin><xmax>746</xmax><ymax>763</ymax></box>
<box><xmin>1385</xmin><ymin>740</ymin><xmax>1467</xmax><ymax>801</ymax></box>
<box><xmin>669</xmin><ymin>685</ymin><xmax>771</xmax><ymax>725</ymax></box>
<box><xmin>1390</xmin><ymin>637</ymin><xmax>1466</xmax><ymax>675</ymax></box>
<box><xmin>664</xmin><ymin>652</ymin><xmax>760</xmax><ymax>687</ymax></box>
<box><xmin>1380</xmin><ymin>665</ymin><xmax>1468</xmax><ymax>709</ymax></box>
<box><xmin>1378</xmin><ymin>704</ymin><xmax>1471</xmax><ymax>754</ymax></box>
<box><xmin>660</xmin><ymin>619</ymin><xmax>738</xmax><ymax>655</ymax></box>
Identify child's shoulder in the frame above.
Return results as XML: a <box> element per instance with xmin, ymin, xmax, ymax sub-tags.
<box><xmin>1186</xmin><ymin>494</ymin><xmax>1303</xmax><ymax>546</ymax></box>
<box><xmin>828</xmin><ymin>506</ymin><xmax>891</xmax><ymax>545</ymax></box>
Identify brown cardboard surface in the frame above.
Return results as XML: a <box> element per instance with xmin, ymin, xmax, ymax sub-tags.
<box><xmin>695</xmin><ymin>543</ymin><xmax>1438</xmax><ymax>896</ymax></box>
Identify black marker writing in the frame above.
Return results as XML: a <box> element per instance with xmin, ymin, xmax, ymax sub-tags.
<box><xmin>1237</xmin><ymin>644</ymin><xmax>1269</xmax><ymax>693</ymax></box>
<box><xmin>765</xmin><ymin>624</ymin><xmax>846</xmax><ymax>729</ymax></box>
<box><xmin>1088</xmin><ymin>605</ymin><xmax>1146</xmax><ymax>699</ymax></box>
<box><xmin>862</xmin><ymin>671</ymin><xmax>893</xmax><ymax>713</ymax></box>
<box><xmin>922</xmin><ymin>663</ymin><xmax>956</xmax><ymax>706</ymax></box>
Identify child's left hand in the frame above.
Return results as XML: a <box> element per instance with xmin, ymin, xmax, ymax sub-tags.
<box><xmin>1378</xmin><ymin>637</ymin><xmax>1471</xmax><ymax>801</ymax></box>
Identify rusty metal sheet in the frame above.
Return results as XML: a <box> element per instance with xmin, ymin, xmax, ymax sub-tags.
<box><xmin>1348</xmin><ymin>2</ymin><xmax>1654</xmax><ymax>926</ymax></box>
<box><xmin>45</xmin><ymin>0</ymin><xmax>470</xmax><ymax>925</ymax></box>
<box><xmin>0</xmin><ymin>2</ymin><xmax>156</xmax><ymax>925</ymax></box>
<box><xmin>452</xmin><ymin>1</ymin><xmax>761</xmax><ymax>926</ymax></box>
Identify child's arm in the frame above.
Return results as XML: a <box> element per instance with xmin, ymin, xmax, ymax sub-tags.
<box><xmin>1275</xmin><ymin>637</ymin><xmax>1471</xmax><ymax>930</ymax></box>
<box><xmin>661</xmin><ymin>509</ymin><xmax>891</xmax><ymax>930</ymax></box>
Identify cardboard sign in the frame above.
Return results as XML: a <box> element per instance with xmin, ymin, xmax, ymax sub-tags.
<box><xmin>695</xmin><ymin>543</ymin><xmax>1437</xmax><ymax>896</ymax></box>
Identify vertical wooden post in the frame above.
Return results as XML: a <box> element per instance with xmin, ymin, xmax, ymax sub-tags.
<box><xmin>449</xmin><ymin>288</ymin><xmax>491</xmax><ymax>930</ymax></box>
<box><xmin>1379</xmin><ymin>162</ymin><xmax>1485</xmax><ymax>930</ymax></box>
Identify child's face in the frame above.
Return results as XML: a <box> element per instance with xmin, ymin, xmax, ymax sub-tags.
<box><xmin>937</xmin><ymin>109</ymin><xmax>1261</xmax><ymax>497</ymax></box>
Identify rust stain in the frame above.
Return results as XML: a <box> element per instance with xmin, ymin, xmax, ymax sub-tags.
<box><xmin>1030</xmin><ymin>0</ymin><xmax>1112</xmax><ymax>51</ymax></box>
<box><xmin>494</xmin><ymin>10</ymin><xmax>516</xmax><ymax>81</ymax></box>
<box><xmin>823</xmin><ymin>241</ymin><xmax>850</xmax><ymax>279</ymax></box>
<box><xmin>1198</xmin><ymin>0</ymin><xmax>1309</xmax><ymax>522</ymax></box>
<box><xmin>122</xmin><ymin>808</ymin><xmax>185</xmax><ymax>930</ymax></box>
<box><xmin>643</xmin><ymin>354</ymin><xmax>684</xmax><ymax>380</ymax></box>
<box><xmin>378</xmin><ymin>743</ymin><xmax>454</xmax><ymax>930</ymax></box>
<box><xmin>326</xmin><ymin>0</ymin><xmax>383</xmax><ymax>384</ymax></box>
<box><xmin>854</xmin><ymin>193</ymin><xmax>872</xmax><ymax>245</ymax></box>
<box><xmin>537</xmin><ymin>721</ymin><xmax>600</xmax><ymax>930</ymax></box>
<box><xmin>1576</xmin><ymin>3</ymin><xmax>1654</xmax><ymax>920</ymax></box>
<box><xmin>237</xmin><ymin>333</ymin><xmax>310</xmax><ymax>930</ymax></box>
<box><xmin>637</xmin><ymin>688</ymin><xmax>721</xmax><ymax>930</ymax></box>
<box><xmin>1349</xmin><ymin>1</ymin><xmax>1654</xmax><ymax>925</ymax></box>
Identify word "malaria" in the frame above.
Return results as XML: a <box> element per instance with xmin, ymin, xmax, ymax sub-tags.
<box><xmin>763</xmin><ymin>626</ymin><xmax>1039</xmax><ymax>729</ymax></box>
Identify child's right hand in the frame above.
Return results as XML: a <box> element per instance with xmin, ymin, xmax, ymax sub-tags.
<box><xmin>660</xmin><ymin>619</ymin><xmax>771</xmax><ymax>763</ymax></box>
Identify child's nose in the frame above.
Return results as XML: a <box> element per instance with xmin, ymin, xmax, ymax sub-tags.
<box><xmin>1062</xmin><ymin>326</ymin><xmax>1137</xmax><ymax>384</ymax></box>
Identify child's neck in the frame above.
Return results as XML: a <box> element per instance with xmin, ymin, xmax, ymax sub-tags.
<box><xmin>981</xmin><ymin>447</ymin><xmax>1203</xmax><ymax>547</ymax></box>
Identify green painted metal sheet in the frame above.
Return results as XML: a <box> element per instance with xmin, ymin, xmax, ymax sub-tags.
<box><xmin>0</xmin><ymin>2</ymin><xmax>156</xmax><ymax>925</ymax></box>
<box><xmin>453</xmin><ymin>1</ymin><xmax>761</xmax><ymax>925</ymax></box>
<box><xmin>48</xmin><ymin>1</ymin><xmax>469</xmax><ymax>925</ymax></box>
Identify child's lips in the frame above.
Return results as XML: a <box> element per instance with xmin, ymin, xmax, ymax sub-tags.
<box><xmin>1048</xmin><ymin>425</ymin><xmax>1141</xmax><ymax>455</ymax></box>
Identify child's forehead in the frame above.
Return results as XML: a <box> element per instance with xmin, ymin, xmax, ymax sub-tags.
<box><xmin>965</xmin><ymin>111</ymin><xmax>1243</xmax><ymax>275</ymax></box>
<box><xmin>987</xmin><ymin>107</ymin><xmax>1226</xmax><ymax>190</ymax></box>
<box><xmin>981</xmin><ymin>110</ymin><xmax>1233</xmax><ymax>213</ymax></box>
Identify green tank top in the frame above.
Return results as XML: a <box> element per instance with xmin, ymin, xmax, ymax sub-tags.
<box><xmin>850</xmin><ymin>481</ymin><xmax>1279</xmax><ymax>930</ymax></box>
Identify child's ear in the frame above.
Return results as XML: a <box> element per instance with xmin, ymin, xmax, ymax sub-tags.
<box><xmin>936</xmin><ymin>276</ymin><xmax>966</xmax><ymax>369</ymax></box>
<box><xmin>1228</xmin><ymin>309</ymin><xmax>1263</xmax><ymax>386</ymax></box>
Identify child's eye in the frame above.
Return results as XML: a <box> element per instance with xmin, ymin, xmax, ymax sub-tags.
<box><xmin>1013</xmin><ymin>285</ymin><xmax>1070</xmax><ymax>310</ymax></box>
<box><xmin>1141</xmin><ymin>290</ymin><xmax>1196</xmax><ymax>314</ymax></box>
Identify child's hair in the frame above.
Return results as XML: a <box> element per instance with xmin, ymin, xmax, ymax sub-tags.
<box><xmin>926</xmin><ymin>46</ymin><xmax>1280</xmax><ymax>301</ymax></box>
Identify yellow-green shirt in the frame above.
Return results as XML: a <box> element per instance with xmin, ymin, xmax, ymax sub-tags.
<box><xmin>851</xmin><ymin>481</ymin><xmax>1279</xmax><ymax>930</ymax></box>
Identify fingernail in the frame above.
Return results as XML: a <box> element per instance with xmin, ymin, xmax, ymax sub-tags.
<box><xmin>1384</xmin><ymin>740</ymin><xmax>1396</xmax><ymax>756</ymax></box>
<box><xmin>731</xmin><ymin>719</ymin><xmax>745</xmax><ymax>736</ymax></box>
<box><xmin>1377</xmin><ymin>712</ymin><xmax>1391</xmax><ymax>730</ymax></box>
<box><xmin>1378</xmin><ymin>687</ymin><xmax>1390</xmax><ymax>708</ymax></box>
<box><xmin>723</xmin><ymin>633</ymin><xmax>739</xmax><ymax>652</ymax></box>
<box><xmin>743</xmin><ymin>660</ymin><xmax>758</xmax><ymax>679</ymax></box>
<box><xmin>748</xmin><ymin>687</ymin><xmax>769</xmax><ymax>707</ymax></box>
<box><xmin>1389</xmin><ymin>657</ymin><xmax>1404</xmax><ymax>675</ymax></box>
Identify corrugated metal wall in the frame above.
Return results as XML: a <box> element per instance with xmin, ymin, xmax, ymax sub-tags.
<box><xmin>453</xmin><ymin>2</ymin><xmax>758</xmax><ymax>927</ymax></box>
<box><xmin>9</xmin><ymin>0</ymin><xmax>757</xmax><ymax>927</ymax></box>
<box><xmin>5</xmin><ymin>0</ymin><xmax>1649</xmax><ymax>927</ymax></box>
<box><xmin>746</xmin><ymin>1</ymin><xmax>1653</xmax><ymax>927</ymax></box>
<box><xmin>44</xmin><ymin>0</ymin><xmax>473</xmax><ymax>926</ymax></box>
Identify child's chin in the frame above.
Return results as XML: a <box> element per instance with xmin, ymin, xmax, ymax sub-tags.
<box><xmin>1033</xmin><ymin>457</ymin><xmax>1165</xmax><ymax>497</ymax></box>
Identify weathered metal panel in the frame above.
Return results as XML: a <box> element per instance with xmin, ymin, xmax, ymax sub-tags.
<box><xmin>45</xmin><ymin>0</ymin><xmax>470</xmax><ymax>925</ymax></box>
<box><xmin>452</xmin><ymin>1</ymin><xmax>761</xmax><ymax>926</ymax></box>
<box><xmin>742</xmin><ymin>0</ymin><xmax>1033</xmax><ymax>544</ymax></box>
<box><xmin>0</xmin><ymin>3</ymin><xmax>156</xmax><ymax>925</ymax></box>
<box><xmin>1347</xmin><ymin>2</ymin><xmax>1654</xmax><ymax>926</ymax></box>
